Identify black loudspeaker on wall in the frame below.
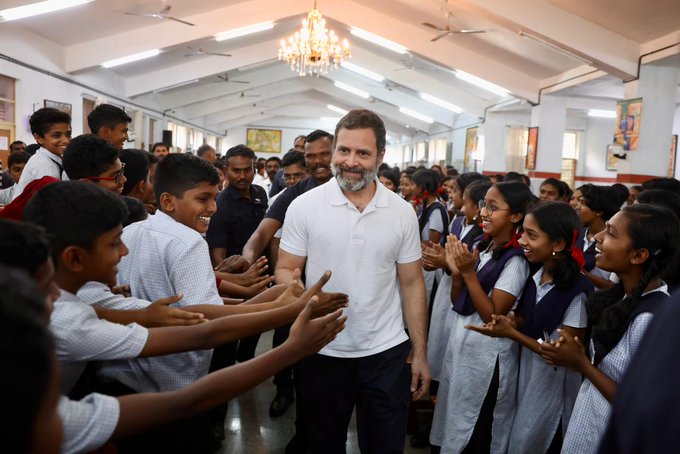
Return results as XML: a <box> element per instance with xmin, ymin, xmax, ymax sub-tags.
<box><xmin>162</xmin><ymin>130</ymin><xmax>173</xmax><ymax>147</ymax></box>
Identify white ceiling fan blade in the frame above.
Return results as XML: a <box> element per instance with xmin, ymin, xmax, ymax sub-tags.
<box><xmin>422</xmin><ymin>22</ymin><xmax>443</xmax><ymax>31</ymax></box>
<box><xmin>453</xmin><ymin>29</ymin><xmax>486</xmax><ymax>34</ymax></box>
<box><xmin>431</xmin><ymin>30</ymin><xmax>454</xmax><ymax>42</ymax></box>
<box><xmin>164</xmin><ymin>15</ymin><xmax>195</xmax><ymax>26</ymax></box>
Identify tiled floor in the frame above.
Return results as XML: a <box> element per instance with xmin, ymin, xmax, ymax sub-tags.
<box><xmin>220</xmin><ymin>330</ymin><xmax>430</xmax><ymax>453</ymax></box>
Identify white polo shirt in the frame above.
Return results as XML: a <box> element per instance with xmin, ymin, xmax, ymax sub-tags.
<box><xmin>281</xmin><ymin>177</ymin><xmax>421</xmax><ymax>358</ymax></box>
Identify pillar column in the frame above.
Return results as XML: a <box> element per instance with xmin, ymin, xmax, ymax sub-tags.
<box><xmin>529</xmin><ymin>95</ymin><xmax>566</xmax><ymax>181</ymax></box>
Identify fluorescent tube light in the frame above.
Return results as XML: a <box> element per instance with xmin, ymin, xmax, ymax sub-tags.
<box><xmin>350</xmin><ymin>27</ymin><xmax>408</xmax><ymax>54</ymax></box>
<box><xmin>102</xmin><ymin>49</ymin><xmax>160</xmax><ymax>68</ymax></box>
<box><xmin>0</xmin><ymin>0</ymin><xmax>92</xmax><ymax>21</ymax></box>
<box><xmin>334</xmin><ymin>81</ymin><xmax>370</xmax><ymax>99</ymax></box>
<box><xmin>399</xmin><ymin>107</ymin><xmax>433</xmax><ymax>124</ymax></box>
<box><xmin>341</xmin><ymin>62</ymin><xmax>384</xmax><ymax>82</ymax></box>
<box><xmin>153</xmin><ymin>79</ymin><xmax>199</xmax><ymax>93</ymax></box>
<box><xmin>420</xmin><ymin>93</ymin><xmax>463</xmax><ymax>113</ymax></box>
<box><xmin>327</xmin><ymin>104</ymin><xmax>348</xmax><ymax>115</ymax></box>
<box><xmin>454</xmin><ymin>70</ymin><xmax>509</xmax><ymax>97</ymax></box>
<box><xmin>215</xmin><ymin>21</ymin><xmax>274</xmax><ymax>42</ymax></box>
<box><xmin>519</xmin><ymin>31</ymin><xmax>594</xmax><ymax>66</ymax></box>
<box><xmin>588</xmin><ymin>109</ymin><xmax>616</xmax><ymax>119</ymax></box>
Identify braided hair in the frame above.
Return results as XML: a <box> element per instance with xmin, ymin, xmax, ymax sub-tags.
<box><xmin>587</xmin><ymin>204</ymin><xmax>680</xmax><ymax>352</ymax></box>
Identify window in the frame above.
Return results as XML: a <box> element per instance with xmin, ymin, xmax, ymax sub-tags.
<box><xmin>0</xmin><ymin>75</ymin><xmax>16</xmax><ymax>160</ymax></box>
<box><xmin>506</xmin><ymin>126</ymin><xmax>528</xmax><ymax>172</ymax></box>
<box><xmin>563</xmin><ymin>131</ymin><xmax>579</xmax><ymax>159</ymax></box>
<box><xmin>415</xmin><ymin>142</ymin><xmax>427</xmax><ymax>162</ymax></box>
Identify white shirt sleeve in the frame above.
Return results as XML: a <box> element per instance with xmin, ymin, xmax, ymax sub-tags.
<box><xmin>398</xmin><ymin>206</ymin><xmax>423</xmax><ymax>264</ymax></box>
<box><xmin>77</xmin><ymin>282</ymin><xmax>151</xmax><ymax>310</ymax></box>
<box><xmin>59</xmin><ymin>394</ymin><xmax>120</xmax><ymax>454</ymax></box>
<box><xmin>165</xmin><ymin>238</ymin><xmax>222</xmax><ymax>307</ymax></box>
<box><xmin>427</xmin><ymin>209</ymin><xmax>445</xmax><ymax>233</ymax></box>
<box><xmin>280</xmin><ymin>198</ymin><xmax>309</xmax><ymax>257</ymax></box>
<box><xmin>562</xmin><ymin>292</ymin><xmax>588</xmax><ymax>329</ymax></box>
<box><xmin>492</xmin><ymin>255</ymin><xmax>530</xmax><ymax>298</ymax></box>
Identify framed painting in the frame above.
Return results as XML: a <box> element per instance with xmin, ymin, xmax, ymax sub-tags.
<box><xmin>246</xmin><ymin>128</ymin><xmax>282</xmax><ymax>154</ymax></box>
<box><xmin>464</xmin><ymin>127</ymin><xmax>478</xmax><ymax>172</ymax></box>
<box><xmin>44</xmin><ymin>99</ymin><xmax>72</xmax><ymax>115</ymax></box>
<box><xmin>614</xmin><ymin>98</ymin><xmax>642</xmax><ymax>151</ymax></box>
<box><xmin>668</xmin><ymin>134</ymin><xmax>678</xmax><ymax>177</ymax></box>
<box><xmin>606</xmin><ymin>144</ymin><xmax>621</xmax><ymax>171</ymax></box>
<box><xmin>525</xmin><ymin>126</ymin><xmax>538</xmax><ymax>170</ymax></box>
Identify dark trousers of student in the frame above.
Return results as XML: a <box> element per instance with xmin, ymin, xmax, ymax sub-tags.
<box><xmin>302</xmin><ymin>340</ymin><xmax>411</xmax><ymax>454</ymax></box>
<box><xmin>272</xmin><ymin>323</ymin><xmax>294</xmax><ymax>389</ymax></box>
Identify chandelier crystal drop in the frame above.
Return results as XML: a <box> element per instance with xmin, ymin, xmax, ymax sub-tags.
<box><xmin>278</xmin><ymin>2</ymin><xmax>351</xmax><ymax>76</ymax></box>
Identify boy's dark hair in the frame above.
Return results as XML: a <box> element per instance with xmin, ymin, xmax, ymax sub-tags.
<box><xmin>154</xmin><ymin>153</ymin><xmax>220</xmax><ymax>206</ymax></box>
<box><xmin>0</xmin><ymin>219</ymin><xmax>50</xmax><ymax>275</ymax></box>
<box><xmin>334</xmin><ymin>109</ymin><xmax>386</xmax><ymax>152</ymax></box>
<box><xmin>8</xmin><ymin>151</ymin><xmax>30</xmax><ymax>167</ymax></box>
<box><xmin>529</xmin><ymin>202</ymin><xmax>582</xmax><ymax>290</ymax></box>
<box><xmin>636</xmin><ymin>189</ymin><xmax>680</xmax><ymax>219</ymax></box>
<box><xmin>122</xmin><ymin>196</ymin><xmax>148</xmax><ymax>226</ymax></box>
<box><xmin>152</xmin><ymin>142</ymin><xmax>168</xmax><ymax>153</ymax></box>
<box><xmin>120</xmin><ymin>149</ymin><xmax>150</xmax><ymax>195</ymax></box>
<box><xmin>282</xmin><ymin>151</ymin><xmax>305</xmax><ymax>168</ymax></box>
<box><xmin>24</xmin><ymin>181</ymin><xmax>128</xmax><ymax>262</ymax></box>
<box><xmin>25</xmin><ymin>144</ymin><xmax>40</xmax><ymax>156</ymax></box>
<box><xmin>587</xmin><ymin>204</ymin><xmax>680</xmax><ymax>359</ymax></box>
<box><xmin>29</xmin><ymin>107</ymin><xmax>71</xmax><ymax>137</ymax></box>
<box><xmin>87</xmin><ymin>104</ymin><xmax>131</xmax><ymax>134</ymax></box>
<box><xmin>579</xmin><ymin>184</ymin><xmax>620</xmax><ymax>220</ymax></box>
<box><xmin>504</xmin><ymin>171</ymin><xmax>524</xmax><ymax>183</ymax></box>
<box><xmin>610</xmin><ymin>183</ymin><xmax>630</xmax><ymax>206</ymax></box>
<box><xmin>411</xmin><ymin>169</ymin><xmax>440</xmax><ymax>195</ymax></box>
<box><xmin>224</xmin><ymin>145</ymin><xmax>256</xmax><ymax>165</ymax></box>
<box><xmin>541</xmin><ymin>178</ymin><xmax>566</xmax><ymax>198</ymax></box>
<box><xmin>0</xmin><ymin>265</ymin><xmax>53</xmax><ymax>454</ymax></box>
<box><xmin>266</xmin><ymin>156</ymin><xmax>282</xmax><ymax>165</ymax></box>
<box><xmin>62</xmin><ymin>134</ymin><xmax>120</xmax><ymax>180</ymax></box>
<box><xmin>521</xmin><ymin>174</ymin><xmax>531</xmax><ymax>186</ymax></box>
<box><xmin>456</xmin><ymin>172</ymin><xmax>489</xmax><ymax>193</ymax></box>
<box><xmin>196</xmin><ymin>144</ymin><xmax>215</xmax><ymax>158</ymax></box>
<box><xmin>378</xmin><ymin>169</ymin><xmax>400</xmax><ymax>190</ymax></box>
<box><xmin>641</xmin><ymin>177</ymin><xmax>680</xmax><ymax>195</ymax></box>
<box><xmin>477</xmin><ymin>181</ymin><xmax>535</xmax><ymax>260</ymax></box>
<box><xmin>213</xmin><ymin>160</ymin><xmax>225</xmax><ymax>171</ymax></box>
<box><xmin>305</xmin><ymin>129</ymin><xmax>333</xmax><ymax>144</ymax></box>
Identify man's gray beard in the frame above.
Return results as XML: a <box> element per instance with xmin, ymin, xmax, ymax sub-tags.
<box><xmin>331</xmin><ymin>162</ymin><xmax>378</xmax><ymax>192</ymax></box>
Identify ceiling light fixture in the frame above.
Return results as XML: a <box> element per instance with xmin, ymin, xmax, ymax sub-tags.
<box><xmin>399</xmin><ymin>107</ymin><xmax>434</xmax><ymax>124</ymax></box>
<box><xmin>215</xmin><ymin>21</ymin><xmax>274</xmax><ymax>42</ymax></box>
<box><xmin>279</xmin><ymin>2</ymin><xmax>350</xmax><ymax>76</ymax></box>
<box><xmin>102</xmin><ymin>49</ymin><xmax>160</xmax><ymax>68</ymax></box>
<box><xmin>518</xmin><ymin>31</ymin><xmax>594</xmax><ymax>67</ymax></box>
<box><xmin>454</xmin><ymin>70</ymin><xmax>509</xmax><ymax>97</ymax></box>
<box><xmin>0</xmin><ymin>0</ymin><xmax>92</xmax><ymax>22</ymax></box>
<box><xmin>588</xmin><ymin>109</ymin><xmax>616</xmax><ymax>119</ymax></box>
<box><xmin>327</xmin><ymin>104</ymin><xmax>348</xmax><ymax>115</ymax></box>
<box><xmin>420</xmin><ymin>93</ymin><xmax>463</xmax><ymax>113</ymax></box>
<box><xmin>350</xmin><ymin>27</ymin><xmax>408</xmax><ymax>54</ymax></box>
<box><xmin>341</xmin><ymin>61</ymin><xmax>384</xmax><ymax>82</ymax></box>
<box><xmin>334</xmin><ymin>81</ymin><xmax>369</xmax><ymax>99</ymax></box>
<box><xmin>153</xmin><ymin>79</ymin><xmax>199</xmax><ymax>93</ymax></box>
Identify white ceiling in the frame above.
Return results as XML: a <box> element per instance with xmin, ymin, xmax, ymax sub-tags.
<box><xmin>3</xmin><ymin>0</ymin><xmax>680</xmax><ymax>140</ymax></box>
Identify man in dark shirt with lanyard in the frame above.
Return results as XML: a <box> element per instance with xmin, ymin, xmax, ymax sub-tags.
<box><xmin>240</xmin><ymin>130</ymin><xmax>333</xmax><ymax>450</ymax></box>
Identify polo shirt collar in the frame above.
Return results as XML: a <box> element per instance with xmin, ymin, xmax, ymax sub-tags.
<box><xmin>38</xmin><ymin>147</ymin><xmax>62</xmax><ymax>163</ymax></box>
<box><xmin>327</xmin><ymin>176</ymin><xmax>390</xmax><ymax>209</ymax></box>
<box><xmin>226</xmin><ymin>184</ymin><xmax>261</xmax><ymax>203</ymax></box>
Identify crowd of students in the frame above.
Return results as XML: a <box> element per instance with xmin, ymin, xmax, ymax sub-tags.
<box><xmin>1</xmin><ymin>103</ymin><xmax>680</xmax><ymax>454</ymax></box>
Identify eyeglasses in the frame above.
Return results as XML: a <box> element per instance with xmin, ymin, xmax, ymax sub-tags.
<box><xmin>85</xmin><ymin>163</ymin><xmax>126</xmax><ymax>184</ymax></box>
<box><xmin>283</xmin><ymin>172</ymin><xmax>306</xmax><ymax>182</ymax></box>
<box><xmin>478</xmin><ymin>199</ymin><xmax>511</xmax><ymax>214</ymax></box>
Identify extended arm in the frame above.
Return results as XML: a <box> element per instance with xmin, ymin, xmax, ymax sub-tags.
<box><xmin>242</xmin><ymin>218</ymin><xmax>282</xmax><ymax>265</ymax></box>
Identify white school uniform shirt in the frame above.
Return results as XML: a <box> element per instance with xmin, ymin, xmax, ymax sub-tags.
<box><xmin>508</xmin><ymin>267</ymin><xmax>588</xmax><ymax>454</ymax></box>
<box><xmin>0</xmin><ymin>183</ymin><xmax>16</xmax><ymax>205</ymax></box>
<box><xmin>430</xmin><ymin>246</ymin><xmax>529</xmax><ymax>453</ymax></box>
<box><xmin>101</xmin><ymin>210</ymin><xmax>223</xmax><ymax>392</ymax></box>
<box><xmin>421</xmin><ymin>204</ymin><xmax>446</xmax><ymax>305</ymax></box>
<box><xmin>59</xmin><ymin>394</ymin><xmax>120</xmax><ymax>454</ymax></box>
<box><xmin>562</xmin><ymin>283</ymin><xmax>669</xmax><ymax>454</ymax></box>
<box><xmin>78</xmin><ymin>281</ymin><xmax>150</xmax><ymax>311</ymax></box>
<box><xmin>281</xmin><ymin>178</ymin><xmax>422</xmax><ymax>358</ymax></box>
<box><xmin>256</xmin><ymin>177</ymin><xmax>272</xmax><ymax>199</ymax></box>
<box><xmin>49</xmin><ymin>289</ymin><xmax>148</xmax><ymax>393</ymax></box>
<box><xmin>12</xmin><ymin>147</ymin><xmax>64</xmax><ymax>201</ymax></box>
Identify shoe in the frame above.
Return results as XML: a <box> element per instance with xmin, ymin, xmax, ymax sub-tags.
<box><xmin>269</xmin><ymin>391</ymin><xmax>294</xmax><ymax>418</ymax></box>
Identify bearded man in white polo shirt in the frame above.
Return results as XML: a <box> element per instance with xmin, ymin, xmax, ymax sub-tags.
<box><xmin>277</xmin><ymin>109</ymin><xmax>430</xmax><ymax>453</ymax></box>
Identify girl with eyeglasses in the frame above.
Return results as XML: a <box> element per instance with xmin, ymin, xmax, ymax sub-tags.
<box><xmin>430</xmin><ymin>182</ymin><xmax>533</xmax><ymax>453</ymax></box>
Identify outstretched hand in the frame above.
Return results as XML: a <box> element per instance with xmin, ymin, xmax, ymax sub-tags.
<box><xmin>214</xmin><ymin>255</ymin><xmax>250</xmax><ymax>273</ymax></box>
<box><xmin>287</xmin><ymin>296</ymin><xmax>347</xmax><ymax>358</ymax></box>
<box><xmin>111</xmin><ymin>284</ymin><xmax>132</xmax><ymax>298</ymax></box>
<box><xmin>465</xmin><ymin>312</ymin><xmax>517</xmax><ymax>339</ymax></box>
<box><xmin>237</xmin><ymin>256</ymin><xmax>271</xmax><ymax>287</ymax></box>
<box><xmin>144</xmin><ymin>294</ymin><xmax>206</xmax><ymax>327</ymax></box>
<box><xmin>539</xmin><ymin>328</ymin><xmax>588</xmax><ymax>371</ymax></box>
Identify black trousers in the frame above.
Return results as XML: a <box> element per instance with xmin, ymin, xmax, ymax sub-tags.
<box><xmin>302</xmin><ymin>341</ymin><xmax>412</xmax><ymax>454</ymax></box>
<box><xmin>272</xmin><ymin>323</ymin><xmax>294</xmax><ymax>388</ymax></box>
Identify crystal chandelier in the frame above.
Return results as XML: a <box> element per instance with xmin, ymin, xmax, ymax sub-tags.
<box><xmin>278</xmin><ymin>1</ymin><xmax>351</xmax><ymax>76</ymax></box>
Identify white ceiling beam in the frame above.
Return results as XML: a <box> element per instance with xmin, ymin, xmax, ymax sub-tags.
<box><xmin>204</xmin><ymin>89</ymin><xmax>316</xmax><ymax>127</ymax></box>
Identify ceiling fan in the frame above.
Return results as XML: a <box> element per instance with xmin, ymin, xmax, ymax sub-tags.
<box><xmin>124</xmin><ymin>1</ymin><xmax>194</xmax><ymax>27</ymax></box>
<box><xmin>186</xmin><ymin>47</ymin><xmax>231</xmax><ymax>58</ymax></box>
<box><xmin>237</xmin><ymin>91</ymin><xmax>260</xmax><ymax>98</ymax></box>
<box><xmin>216</xmin><ymin>73</ymin><xmax>249</xmax><ymax>83</ymax></box>
<box><xmin>394</xmin><ymin>54</ymin><xmax>439</xmax><ymax>72</ymax></box>
<box><xmin>422</xmin><ymin>22</ymin><xmax>486</xmax><ymax>42</ymax></box>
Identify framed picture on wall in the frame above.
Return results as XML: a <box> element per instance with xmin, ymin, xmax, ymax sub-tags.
<box><xmin>246</xmin><ymin>128</ymin><xmax>282</xmax><ymax>153</ymax></box>
<box><xmin>525</xmin><ymin>127</ymin><xmax>538</xmax><ymax>170</ymax></box>
<box><xmin>464</xmin><ymin>127</ymin><xmax>478</xmax><ymax>172</ymax></box>
<box><xmin>614</xmin><ymin>98</ymin><xmax>643</xmax><ymax>151</ymax></box>
<box><xmin>668</xmin><ymin>134</ymin><xmax>678</xmax><ymax>177</ymax></box>
<box><xmin>44</xmin><ymin>99</ymin><xmax>72</xmax><ymax>115</ymax></box>
<box><xmin>606</xmin><ymin>144</ymin><xmax>621</xmax><ymax>171</ymax></box>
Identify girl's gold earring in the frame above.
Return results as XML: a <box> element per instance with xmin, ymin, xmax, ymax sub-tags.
<box><xmin>552</xmin><ymin>251</ymin><xmax>556</xmax><ymax>256</ymax></box>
